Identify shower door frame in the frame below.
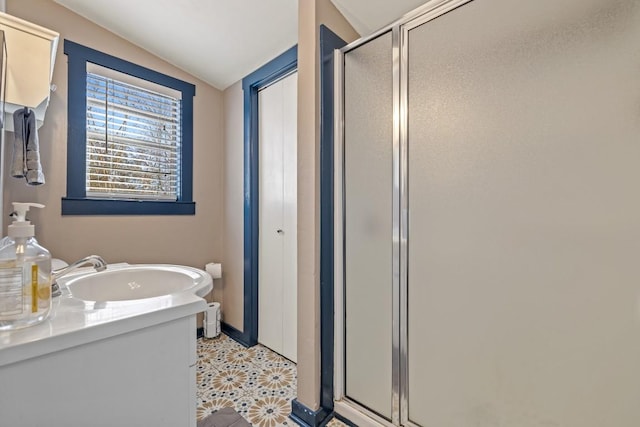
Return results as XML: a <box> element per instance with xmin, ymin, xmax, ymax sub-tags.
<box><xmin>333</xmin><ymin>0</ymin><xmax>474</xmax><ymax>426</ymax></box>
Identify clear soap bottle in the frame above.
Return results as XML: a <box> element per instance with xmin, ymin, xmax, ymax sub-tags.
<box><xmin>0</xmin><ymin>203</ymin><xmax>52</xmax><ymax>331</ymax></box>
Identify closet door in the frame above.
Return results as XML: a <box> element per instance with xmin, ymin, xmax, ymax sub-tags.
<box><xmin>343</xmin><ymin>32</ymin><xmax>394</xmax><ymax>420</ymax></box>
<box><xmin>406</xmin><ymin>0</ymin><xmax>640</xmax><ymax>426</ymax></box>
<box><xmin>258</xmin><ymin>72</ymin><xmax>297</xmax><ymax>362</ymax></box>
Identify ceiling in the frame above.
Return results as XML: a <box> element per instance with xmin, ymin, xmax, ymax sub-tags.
<box><xmin>53</xmin><ymin>0</ymin><xmax>428</xmax><ymax>90</ymax></box>
<box><xmin>331</xmin><ymin>0</ymin><xmax>429</xmax><ymax>36</ymax></box>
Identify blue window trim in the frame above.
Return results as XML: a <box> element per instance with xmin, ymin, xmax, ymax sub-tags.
<box><xmin>237</xmin><ymin>45</ymin><xmax>297</xmax><ymax>347</ymax></box>
<box><xmin>62</xmin><ymin>40</ymin><xmax>196</xmax><ymax>215</ymax></box>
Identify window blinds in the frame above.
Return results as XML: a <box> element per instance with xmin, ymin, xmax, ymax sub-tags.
<box><xmin>86</xmin><ymin>72</ymin><xmax>181</xmax><ymax>200</ymax></box>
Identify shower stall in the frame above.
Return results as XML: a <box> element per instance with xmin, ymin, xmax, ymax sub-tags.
<box><xmin>334</xmin><ymin>0</ymin><xmax>640</xmax><ymax>426</ymax></box>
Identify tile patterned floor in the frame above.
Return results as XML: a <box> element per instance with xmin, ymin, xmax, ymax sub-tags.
<box><xmin>197</xmin><ymin>333</ymin><xmax>348</xmax><ymax>427</ymax></box>
<box><xmin>326</xmin><ymin>419</ymin><xmax>348</xmax><ymax>427</ymax></box>
<box><xmin>196</xmin><ymin>333</ymin><xmax>298</xmax><ymax>427</ymax></box>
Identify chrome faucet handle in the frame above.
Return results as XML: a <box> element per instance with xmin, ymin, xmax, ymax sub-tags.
<box><xmin>51</xmin><ymin>255</ymin><xmax>108</xmax><ymax>297</ymax></box>
<box><xmin>51</xmin><ymin>282</ymin><xmax>62</xmax><ymax>298</ymax></box>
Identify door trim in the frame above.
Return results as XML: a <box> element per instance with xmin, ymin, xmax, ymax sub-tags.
<box><xmin>319</xmin><ymin>24</ymin><xmax>348</xmax><ymax>413</ymax></box>
<box><xmin>240</xmin><ymin>46</ymin><xmax>297</xmax><ymax>347</ymax></box>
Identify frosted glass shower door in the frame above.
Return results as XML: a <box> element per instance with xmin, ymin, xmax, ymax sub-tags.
<box><xmin>406</xmin><ymin>0</ymin><xmax>640</xmax><ymax>426</ymax></box>
<box><xmin>343</xmin><ymin>32</ymin><xmax>394</xmax><ymax>420</ymax></box>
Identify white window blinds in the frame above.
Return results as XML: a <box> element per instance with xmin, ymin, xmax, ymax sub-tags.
<box><xmin>85</xmin><ymin>70</ymin><xmax>181</xmax><ymax>200</ymax></box>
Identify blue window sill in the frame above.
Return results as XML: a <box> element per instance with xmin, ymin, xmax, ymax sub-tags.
<box><xmin>62</xmin><ymin>198</ymin><xmax>196</xmax><ymax>216</ymax></box>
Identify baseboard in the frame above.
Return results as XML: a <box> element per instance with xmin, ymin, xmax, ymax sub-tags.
<box><xmin>221</xmin><ymin>322</ymin><xmax>252</xmax><ymax>347</ymax></box>
<box><xmin>290</xmin><ymin>399</ymin><xmax>333</xmax><ymax>427</ymax></box>
<box><xmin>333</xmin><ymin>412</ymin><xmax>357</xmax><ymax>427</ymax></box>
<box><xmin>198</xmin><ymin>322</ymin><xmax>253</xmax><ymax>348</ymax></box>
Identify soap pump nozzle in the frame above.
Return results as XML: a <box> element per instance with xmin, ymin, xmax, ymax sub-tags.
<box><xmin>9</xmin><ymin>202</ymin><xmax>44</xmax><ymax>238</ymax></box>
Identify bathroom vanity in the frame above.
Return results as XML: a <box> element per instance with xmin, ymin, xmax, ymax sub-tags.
<box><xmin>0</xmin><ymin>264</ymin><xmax>210</xmax><ymax>427</ymax></box>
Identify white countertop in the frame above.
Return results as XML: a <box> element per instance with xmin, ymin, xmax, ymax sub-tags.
<box><xmin>0</xmin><ymin>264</ymin><xmax>208</xmax><ymax>367</ymax></box>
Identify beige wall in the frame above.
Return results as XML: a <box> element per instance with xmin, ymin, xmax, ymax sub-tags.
<box><xmin>221</xmin><ymin>81</ymin><xmax>244</xmax><ymax>329</ymax></box>
<box><xmin>297</xmin><ymin>0</ymin><xmax>359</xmax><ymax>411</ymax></box>
<box><xmin>3</xmin><ymin>0</ymin><xmax>224</xmax><ymax>309</ymax></box>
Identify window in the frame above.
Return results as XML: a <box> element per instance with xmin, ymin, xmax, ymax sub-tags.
<box><xmin>86</xmin><ymin>67</ymin><xmax>181</xmax><ymax>200</ymax></box>
<box><xmin>62</xmin><ymin>40</ymin><xmax>196</xmax><ymax>215</ymax></box>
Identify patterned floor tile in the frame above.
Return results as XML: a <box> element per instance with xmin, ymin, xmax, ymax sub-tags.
<box><xmin>237</xmin><ymin>366</ymin><xmax>267</xmax><ymax>392</ymax></box>
<box><xmin>196</xmin><ymin>369</ymin><xmax>219</xmax><ymax>393</ymax></box>
<box><xmin>257</xmin><ymin>365</ymin><xmax>296</xmax><ymax>390</ymax></box>
<box><xmin>246</xmin><ymin>396</ymin><xmax>292</xmax><ymax>427</ymax></box>
<box><xmin>196</xmin><ymin>397</ymin><xmax>237</xmax><ymax>420</ymax></box>
<box><xmin>251</xmin><ymin>348</ymin><xmax>295</xmax><ymax>369</ymax></box>
<box><xmin>224</xmin><ymin>345</ymin><xmax>260</xmax><ymax>364</ymax></box>
<box><xmin>197</xmin><ymin>334</ymin><xmax>298</xmax><ymax>426</ymax></box>
<box><xmin>233</xmin><ymin>395</ymin><xmax>256</xmax><ymax>418</ymax></box>
<box><xmin>196</xmin><ymin>334</ymin><xmax>352</xmax><ymax>427</ymax></box>
<box><xmin>198</xmin><ymin>348</ymin><xmax>231</xmax><ymax>366</ymax></box>
<box><xmin>326</xmin><ymin>418</ymin><xmax>349</xmax><ymax>427</ymax></box>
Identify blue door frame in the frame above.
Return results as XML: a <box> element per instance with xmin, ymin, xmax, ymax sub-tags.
<box><xmin>223</xmin><ymin>26</ymin><xmax>348</xmax><ymax>427</ymax></box>
<box><xmin>221</xmin><ymin>46</ymin><xmax>298</xmax><ymax>346</ymax></box>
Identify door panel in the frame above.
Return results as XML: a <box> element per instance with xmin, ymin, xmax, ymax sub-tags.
<box><xmin>259</xmin><ymin>79</ymin><xmax>284</xmax><ymax>357</ymax></box>
<box><xmin>281</xmin><ymin>73</ymin><xmax>298</xmax><ymax>362</ymax></box>
<box><xmin>258</xmin><ymin>72</ymin><xmax>298</xmax><ymax>362</ymax></box>
<box><xmin>407</xmin><ymin>0</ymin><xmax>640</xmax><ymax>425</ymax></box>
<box><xmin>343</xmin><ymin>32</ymin><xmax>394</xmax><ymax>419</ymax></box>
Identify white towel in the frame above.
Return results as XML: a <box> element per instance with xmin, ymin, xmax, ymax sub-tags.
<box><xmin>12</xmin><ymin>107</ymin><xmax>45</xmax><ymax>186</ymax></box>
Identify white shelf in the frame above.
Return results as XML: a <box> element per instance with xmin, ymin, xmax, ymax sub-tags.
<box><xmin>0</xmin><ymin>11</ymin><xmax>59</xmax><ymax>131</ymax></box>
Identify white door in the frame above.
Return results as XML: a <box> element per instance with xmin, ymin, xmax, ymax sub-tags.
<box><xmin>258</xmin><ymin>71</ymin><xmax>297</xmax><ymax>362</ymax></box>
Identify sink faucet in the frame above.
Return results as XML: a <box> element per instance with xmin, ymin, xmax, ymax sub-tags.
<box><xmin>51</xmin><ymin>255</ymin><xmax>108</xmax><ymax>297</ymax></box>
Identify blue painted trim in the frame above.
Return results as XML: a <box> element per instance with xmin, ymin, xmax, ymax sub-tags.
<box><xmin>61</xmin><ymin>198</ymin><xmax>195</xmax><ymax>215</ymax></box>
<box><xmin>180</xmin><ymin>93</ymin><xmax>194</xmax><ymax>203</ymax></box>
<box><xmin>290</xmin><ymin>399</ymin><xmax>333</xmax><ymax>427</ymax></box>
<box><xmin>242</xmin><ymin>46</ymin><xmax>297</xmax><ymax>347</ymax></box>
<box><xmin>221</xmin><ymin>322</ymin><xmax>252</xmax><ymax>347</ymax></box>
<box><xmin>319</xmin><ymin>25</ymin><xmax>347</xmax><ymax>414</ymax></box>
<box><xmin>242</xmin><ymin>46</ymin><xmax>298</xmax><ymax>93</ymax></box>
<box><xmin>199</xmin><ymin>324</ymin><xmax>245</xmax><ymax>343</ymax></box>
<box><xmin>63</xmin><ymin>39</ymin><xmax>196</xmax><ymax>216</ymax></box>
<box><xmin>66</xmin><ymin>50</ymin><xmax>88</xmax><ymax>198</ymax></box>
<box><xmin>64</xmin><ymin>40</ymin><xmax>195</xmax><ymax>96</ymax></box>
<box><xmin>333</xmin><ymin>413</ymin><xmax>357</xmax><ymax>427</ymax></box>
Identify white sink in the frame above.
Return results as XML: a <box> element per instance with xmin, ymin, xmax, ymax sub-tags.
<box><xmin>64</xmin><ymin>264</ymin><xmax>212</xmax><ymax>302</ymax></box>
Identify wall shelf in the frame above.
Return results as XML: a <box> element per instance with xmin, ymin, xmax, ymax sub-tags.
<box><xmin>0</xmin><ymin>11</ymin><xmax>59</xmax><ymax>131</ymax></box>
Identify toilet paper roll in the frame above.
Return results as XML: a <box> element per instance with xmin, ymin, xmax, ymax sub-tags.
<box><xmin>205</xmin><ymin>262</ymin><xmax>222</xmax><ymax>279</ymax></box>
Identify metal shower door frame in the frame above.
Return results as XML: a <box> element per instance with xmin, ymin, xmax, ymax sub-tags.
<box><xmin>333</xmin><ymin>0</ymin><xmax>474</xmax><ymax>426</ymax></box>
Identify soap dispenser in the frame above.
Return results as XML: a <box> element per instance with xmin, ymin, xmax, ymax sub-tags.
<box><xmin>0</xmin><ymin>203</ymin><xmax>52</xmax><ymax>330</ymax></box>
